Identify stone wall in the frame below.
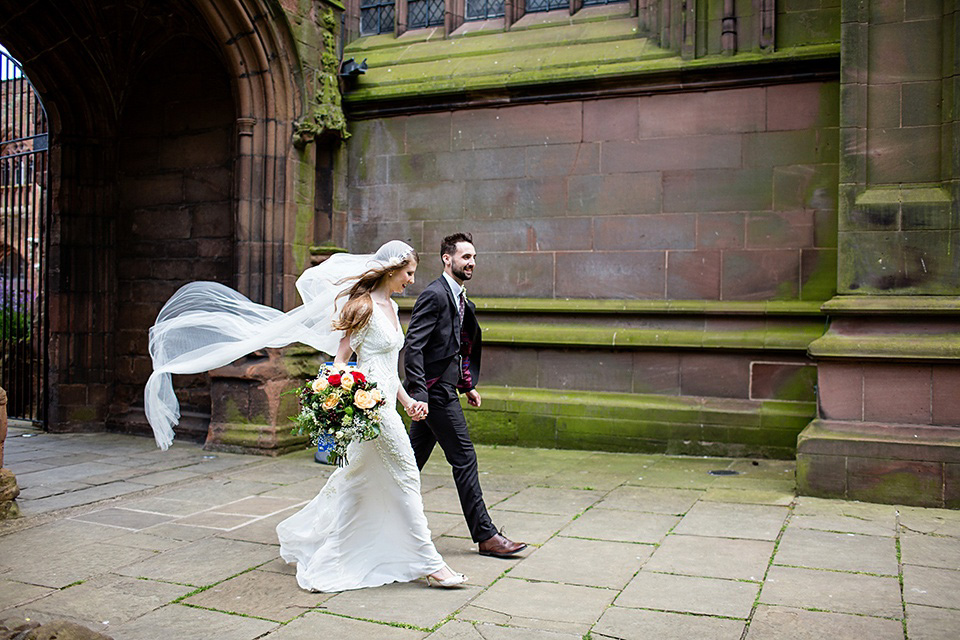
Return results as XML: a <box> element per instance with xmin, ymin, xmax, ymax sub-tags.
<box><xmin>345</xmin><ymin>83</ymin><xmax>839</xmax><ymax>302</ymax></box>
<box><xmin>109</xmin><ymin>38</ymin><xmax>237</xmax><ymax>440</ymax></box>
<box><xmin>341</xmin><ymin>80</ymin><xmax>838</xmax><ymax>456</ymax></box>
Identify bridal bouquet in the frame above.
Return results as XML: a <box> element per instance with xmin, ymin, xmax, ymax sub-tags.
<box><xmin>290</xmin><ymin>364</ymin><xmax>386</xmax><ymax>466</ymax></box>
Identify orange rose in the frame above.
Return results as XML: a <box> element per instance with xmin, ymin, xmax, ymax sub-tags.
<box><xmin>322</xmin><ymin>395</ymin><xmax>339</xmax><ymax>410</ymax></box>
<box><xmin>353</xmin><ymin>389</ymin><xmax>376</xmax><ymax>410</ymax></box>
<box><xmin>341</xmin><ymin>373</ymin><xmax>355</xmax><ymax>390</ymax></box>
<box><xmin>371</xmin><ymin>389</ymin><xmax>383</xmax><ymax>404</ymax></box>
<box><xmin>311</xmin><ymin>377</ymin><xmax>329</xmax><ymax>393</ymax></box>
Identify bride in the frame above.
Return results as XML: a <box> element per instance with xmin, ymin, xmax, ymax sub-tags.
<box><xmin>144</xmin><ymin>240</ymin><xmax>466</xmax><ymax>591</ymax></box>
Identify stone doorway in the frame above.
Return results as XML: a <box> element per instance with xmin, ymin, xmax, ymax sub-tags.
<box><xmin>0</xmin><ymin>0</ymin><xmax>302</xmax><ymax>440</ymax></box>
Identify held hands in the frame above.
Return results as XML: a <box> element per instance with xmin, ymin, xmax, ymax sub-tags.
<box><xmin>404</xmin><ymin>400</ymin><xmax>429</xmax><ymax>421</ymax></box>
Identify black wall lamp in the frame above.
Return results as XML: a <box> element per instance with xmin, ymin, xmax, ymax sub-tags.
<box><xmin>339</xmin><ymin>58</ymin><xmax>367</xmax><ymax>77</ymax></box>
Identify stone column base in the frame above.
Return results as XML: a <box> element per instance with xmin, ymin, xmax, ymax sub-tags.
<box><xmin>0</xmin><ymin>468</ymin><xmax>20</xmax><ymax>519</ymax></box>
<box><xmin>205</xmin><ymin>346</ymin><xmax>324</xmax><ymax>456</ymax></box>
<box><xmin>797</xmin><ymin>419</ymin><xmax>960</xmax><ymax>508</ymax></box>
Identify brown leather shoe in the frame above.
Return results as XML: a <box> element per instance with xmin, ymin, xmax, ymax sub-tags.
<box><xmin>478</xmin><ymin>531</ymin><xmax>527</xmax><ymax>558</ymax></box>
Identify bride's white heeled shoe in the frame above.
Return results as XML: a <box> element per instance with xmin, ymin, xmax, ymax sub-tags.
<box><xmin>425</xmin><ymin>566</ymin><xmax>467</xmax><ymax>588</ymax></box>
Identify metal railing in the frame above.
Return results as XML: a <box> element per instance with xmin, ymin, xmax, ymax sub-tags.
<box><xmin>0</xmin><ymin>47</ymin><xmax>48</xmax><ymax>424</ymax></box>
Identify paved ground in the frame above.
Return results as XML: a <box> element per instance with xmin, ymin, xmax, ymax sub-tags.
<box><xmin>1</xmin><ymin>424</ymin><xmax>958</xmax><ymax>640</ymax></box>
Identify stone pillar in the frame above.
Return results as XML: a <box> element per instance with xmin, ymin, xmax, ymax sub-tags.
<box><xmin>205</xmin><ymin>346</ymin><xmax>324</xmax><ymax>456</ymax></box>
<box><xmin>798</xmin><ymin>1</ymin><xmax>960</xmax><ymax>507</ymax></box>
<box><xmin>0</xmin><ymin>387</ymin><xmax>21</xmax><ymax>519</ymax></box>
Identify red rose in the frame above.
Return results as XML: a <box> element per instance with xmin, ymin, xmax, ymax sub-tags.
<box><xmin>328</xmin><ymin>374</ymin><xmax>341</xmax><ymax>386</ymax></box>
<box><xmin>352</xmin><ymin>371</ymin><xmax>366</xmax><ymax>384</ymax></box>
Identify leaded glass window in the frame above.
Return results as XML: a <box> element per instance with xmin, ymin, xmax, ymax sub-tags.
<box><xmin>466</xmin><ymin>0</ymin><xmax>505</xmax><ymax>20</ymax></box>
<box><xmin>582</xmin><ymin>0</ymin><xmax>627</xmax><ymax>6</ymax></box>
<box><xmin>525</xmin><ymin>0</ymin><xmax>566</xmax><ymax>12</ymax></box>
<box><xmin>361</xmin><ymin>0</ymin><xmax>395</xmax><ymax>35</ymax></box>
<box><xmin>408</xmin><ymin>0</ymin><xmax>445</xmax><ymax>29</ymax></box>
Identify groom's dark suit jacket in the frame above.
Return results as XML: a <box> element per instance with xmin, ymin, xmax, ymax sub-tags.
<box><xmin>403</xmin><ymin>276</ymin><xmax>483</xmax><ymax>403</ymax></box>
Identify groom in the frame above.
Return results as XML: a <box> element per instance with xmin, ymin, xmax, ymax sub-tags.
<box><xmin>403</xmin><ymin>232</ymin><xmax>526</xmax><ymax>558</ymax></box>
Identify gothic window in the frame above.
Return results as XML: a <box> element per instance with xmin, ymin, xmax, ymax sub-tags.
<box><xmin>360</xmin><ymin>0</ymin><xmax>395</xmax><ymax>35</ymax></box>
<box><xmin>466</xmin><ymin>0</ymin><xmax>505</xmax><ymax>21</ymax></box>
<box><xmin>525</xmin><ymin>0</ymin><xmax>567</xmax><ymax>12</ymax></box>
<box><xmin>408</xmin><ymin>0</ymin><xmax>445</xmax><ymax>29</ymax></box>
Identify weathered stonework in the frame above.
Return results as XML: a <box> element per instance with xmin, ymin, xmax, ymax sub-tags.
<box><xmin>0</xmin><ymin>387</ymin><xmax>20</xmax><ymax>519</ymax></box>
<box><xmin>798</xmin><ymin>0</ymin><xmax>960</xmax><ymax>508</ymax></box>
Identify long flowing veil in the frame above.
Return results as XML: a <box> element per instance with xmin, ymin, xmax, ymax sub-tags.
<box><xmin>144</xmin><ymin>240</ymin><xmax>415</xmax><ymax>450</ymax></box>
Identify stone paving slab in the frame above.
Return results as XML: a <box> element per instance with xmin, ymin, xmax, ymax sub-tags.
<box><xmin>121</xmin><ymin>496</ymin><xmax>211</xmax><ymax>517</ymax></box>
<box><xmin>460</xmin><ymin>577</ymin><xmax>615</xmax><ymax>635</ymax></box>
<box><xmin>616</xmin><ymin>570</ymin><xmax>759</xmax><ymax>618</ymax></box>
<box><xmin>114</xmin><ymin>537</ymin><xmax>277</xmax><ymax>587</ymax></box>
<box><xmin>108</xmin><ymin>603</ymin><xmax>277</xmax><ymax>640</ymax></box>
<box><xmin>760</xmin><ymin>565</ymin><xmax>903</xmax><ymax>618</ymax></box>
<box><xmin>493</xmin><ymin>486</ymin><xmax>603</xmax><ymax>517</ymax></box>
<box><xmin>175</xmin><ymin>511</ymin><xmax>259</xmax><ymax>529</ymax></box>
<box><xmin>899</xmin><ymin>506</ymin><xmax>960</xmax><ymax>537</ymax></box>
<box><xmin>597</xmin><ymin>486</ymin><xmax>703</xmax><ymax>514</ymax></box>
<box><xmin>129</xmin><ymin>469</ymin><xmax>202</xmax><ymax>486</ymax></box>
<box><xmin>509</xmin><ymin>535</ymin><xmax>652</xmax><ymax>589</ymax></box>
<box><xmin>593</xmin><ymin>606</ymin><xmax>745</xmax><ymax>640</ymax></box>
<box><xmin>906</xmin><ymin>603</ymin><xmax>960</xmax><ymax>640</ymax></box>
<box><xmin>745</xmin><ymin>604</ymin><xmax>904</xmax><ymax>640</ymax></box>
<box><xmin>900</xmin><ymin>531</ymin><xmax>960</xmax><ymax>570</ymax></box>
<box><xmin>427</xmin><ymin>619</ymin><xmax>580</xmax><ymax>639</ymax></box>
<box><xmin>671</xmin><ymin>501</ymin><xmax>789</xmax><ymax>540</ymax></box>
<box><xmin>183</xmin><ymin>569</ymin><xmax>330</xmax><ymax>623</ymax></box>
<box><xmin>643</xmin><ymin>534</ymin><xmax>774</xmax><ymax>581</ymax></box>
<box><xmin>0</xmin><ymin>579</ymin><xmax>53</xmax><ymax>611</ymax></box>
<box><xmin>560</xmin><ymin>506</ymin><xmax>680</xmax><ymax>544</ymax></box>
<box><xmin>70</xmin><ymin>507</ymin><xmax>175</xmax><ymax>531</ymax></box>
<box><xmin>481</xmin><ymin>508</ymin><xmax>569</xmax><ymax>546</ymax></box>
<box><xmin>262</xmin><ymin>610</ymin><xmax>426</xmax><ymax>639</ymax></box>
<box><xmin>423</xmin><ymin>487</ymin><xmax>513</xmax><ymax>514</ymax></box>
<box><xmin>217</xmin><ymin>507</ymin><xmax>300</xmax><ymax>545</ymax></box>
<box><xmin>20</xmin><ymin>481</ymin><xmax>153</xmax><ymax>515</ymax></box>
<box><xmin>791</xmin><ymin>496</ymin><xmax>898</xmax><ymax>536</ymax></box>
<box><xmin>902</xmin><ymin>564</ymin><xmax>960</xmax><ymax>609</ymax></box>
<box><xmin>324</xmin><ymin>579</ymin><xmax>481</xmax><ymax>629</ymax></box>
<box><xmin>9</xmin><ymin>574</ymin><xmax>190</xmax><ymax>631</ymax></box>
<box><xmin>773</xmin><ymin>527</ymin><xmax>899</xmax><ymax>575</ymax></box>
<box><xmin>2</xmin><ymin>541</ymin><xmax>156</xmax><ymax>589</ymax></box>
<box><xmin>700</xmin><ymin>486</ymin><xmax>795</xmax><ymax>505</ymax></box>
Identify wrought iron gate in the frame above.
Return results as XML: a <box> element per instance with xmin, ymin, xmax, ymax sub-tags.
<box><xmin>0</xmin><ymin>48</ymin><xmax>48</xmax><ymax>424</ymax></box>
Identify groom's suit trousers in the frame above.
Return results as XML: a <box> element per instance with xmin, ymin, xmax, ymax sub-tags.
<box><xmin>410</xmin><ymin>361</ymin><xmax>498</xmax><ymax>543</ymax></box>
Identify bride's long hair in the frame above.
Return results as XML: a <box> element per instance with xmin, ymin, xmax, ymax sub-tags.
<box><xmin>332</xmin><ymin>251</ymin><xmax>419</xmax><ymax>334</ymax></box>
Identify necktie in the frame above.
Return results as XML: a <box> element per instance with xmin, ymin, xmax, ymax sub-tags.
<box><xmin>458</xmin><ymin>289</ymin><xmax>466</xmax><ymax>322</ymax></box>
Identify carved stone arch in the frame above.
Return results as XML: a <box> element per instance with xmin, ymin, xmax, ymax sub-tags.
<box><xmin>192</xmin><ymin>0</ymin><xmax>306</xmax><ymax>309</ymax></box>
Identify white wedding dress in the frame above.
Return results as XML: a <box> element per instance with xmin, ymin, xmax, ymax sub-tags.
<box><xmin>276</xmin><ymin>300</ymin><xmax>446</xmax><ymax>592</ymax></box>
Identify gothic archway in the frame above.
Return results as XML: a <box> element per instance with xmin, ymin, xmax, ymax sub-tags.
<box><xmin>0</xmin><ymin>0</ymin><xmax>304</xmax><ymax>435</ymax></box>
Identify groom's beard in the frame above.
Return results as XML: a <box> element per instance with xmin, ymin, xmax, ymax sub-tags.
<box><xmin>452</xmin><ymin>266</ymin><xmax>472</xmax><ymax>281</ymax></box>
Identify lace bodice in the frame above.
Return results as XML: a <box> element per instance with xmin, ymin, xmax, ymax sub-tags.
<box><xmin>350</xmin><ymin>300</ymin><xmax>404</xmax><ymax>400</ymax></box>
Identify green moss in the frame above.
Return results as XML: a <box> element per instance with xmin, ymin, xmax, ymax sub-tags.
<box><xmin>396</xmin><ymin>296</ymin><xmax>825</xmax><ymax>315</ymax></box>
<box><xmin>296</xmin><ymin>8</ymin><xmax>350</xmax><ymax>141</ymax></box>
<box><xmin>821</xmin><ymin>295</ymin><xmax>960</xmax><ymax>315</ymax></box>
<box><xmin>342</xmin><ymin>9</ymin><xmax>839</xmax><ymax>106</ymax></box>
<box><xmin>799</xmin><ymin>249</ymin><xmax>838</xmax><ymax>302</ymax></box>
<box><xmin>67</xmin><ymin>406</ymin><xmax>99</xmax><ymax>423</ymax></box>
<box><xmin>465</xmin><ymin>386</ymin><xmax>813</xmax><ymax>458</ymax></box>
<box><xmin>808</xmin><ymin>332</ymin><xmax>960</xmax><ymax>360</ymax></box>
<box><xmin>477</xmin><ymin>320</ymin><xmax>824</xmax><ymax>351</ymax></box>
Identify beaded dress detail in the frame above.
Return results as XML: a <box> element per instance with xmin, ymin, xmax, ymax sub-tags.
<box><xmin>276</xmin><ymin>301</ymin><xmax>445</xmax><ymax>592</ymax></box>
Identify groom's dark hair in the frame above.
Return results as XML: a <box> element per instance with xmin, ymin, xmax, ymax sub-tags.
<box><xmin>441</xmin><ymin>232</ymin><xmax>474</xmax><ymax>259</ymax></box>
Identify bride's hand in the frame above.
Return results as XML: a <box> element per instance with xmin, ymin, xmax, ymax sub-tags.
<box><xmin>404</xmin><ymin>400</ymin><xmax>428</xmax><ymax>421</ymax></box>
